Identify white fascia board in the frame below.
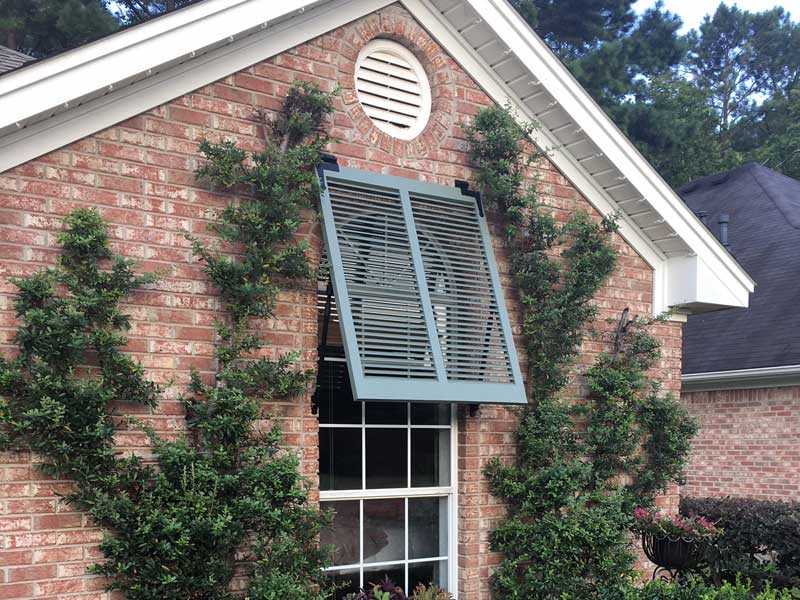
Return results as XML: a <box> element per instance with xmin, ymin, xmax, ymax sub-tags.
<box><xmin>666</xmin><ymin>254</ymin><xmax>750</xmax><ymax>310</ymax></box>
<box><xmin>0</xmin><ymin>0</ymin><xmax>327</xmax><ymax>132</ymax></box>
<box><xmin>682</xmin><ymin>365</ymin><xmax>800</xmax><ymax>392</ymax></box>
<box><xmin>462</xmin><ymin>0</ymin><xmax>754</xmax><ymax>308</ymax></box>
<box><xmin>0</xmin><ymin>0</ymin><xmax>392</xmax><ymax>174</ymax></box>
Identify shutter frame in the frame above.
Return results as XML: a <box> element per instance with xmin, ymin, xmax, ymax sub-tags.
<box><xmin>319</xmin><ymin>165</ymin><xmax>526</xmax><ymax>405</ymax></box>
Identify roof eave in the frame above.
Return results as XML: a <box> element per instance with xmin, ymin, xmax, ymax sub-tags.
<box><xmin>0</xmin><ymin>0</ymin><xmax>755</xmax><ymax>315</ymax></box>
<box><xmin>682</xmin><ymin>365</ymin><xmax>800</xmax><ymax>392</ymax></box>
<box><xmin>456</xmin><ymin>0</ymin><xmax>754</xmax><ymax>309</ymax></box>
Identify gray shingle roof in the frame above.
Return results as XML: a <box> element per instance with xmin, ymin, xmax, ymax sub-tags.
<box><xmin>680</xmin><ymin>163</ymin><xmax>800</xmax><ymax>374</ymax></box>
<box><xmin>0</xmin><ymin>45</ymin><xmax>33</xmax><ymax>75</ymax></box>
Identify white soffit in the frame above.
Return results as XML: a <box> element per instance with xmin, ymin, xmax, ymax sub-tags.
<box><xmin>0</xmin><ymin>0</ymin><xmax>753</xmax><ymax>314</ymax></box>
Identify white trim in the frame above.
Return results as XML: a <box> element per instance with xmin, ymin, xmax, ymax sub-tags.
<box><xmin>0</xmin><ymin>0</ymin><xmax>391</xmax><ymax>173</ymax></box>
<box><xmin>0</xmin><ymin>0</ymin><xmax>753</xmax><ymax>314</ymax></box>
<box><xmin>355</xmin><ymin>39</ymin><xmax>432</xmax><ymax>140</ymax></box>
<box><xmin>0</xmin><ymin>0</ymin><xmax>323</xmax><ymax>129</ymax></box>
<box><xmin>320</xmin><ymin>486</ymin><xmax>451</xmax><ymax>500</ymax></box>
<box><xmin>319</xmin><ymin>401</ymin><xmax>457</xmax><ymax>594</ymax></box>
<box><xmin>682</xmin><ymin>365</ymin><xmax>800</xmax><ymax>392</ymax></box>
<box><xmin>449</xmin><ymin>403</ymin><xmax>458</xmax><ymax>597</ymax></box>
<box><xmin>324</xmin><ymin>555</ymin><xmax>449</xmax><ymax>572</ymax></box>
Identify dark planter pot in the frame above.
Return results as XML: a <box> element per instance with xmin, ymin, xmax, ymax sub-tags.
<box><xmin>642</xmin><ymin>534</ymin><xmax>705</xmax><ymax>571</ymax></box>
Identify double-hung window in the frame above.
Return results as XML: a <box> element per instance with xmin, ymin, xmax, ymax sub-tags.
<box><xmin>317</xmin><ymin>360</ymin><xmax>456</xmax><ymax>594</ymax></box>
<box><xmin>315</xmin><ymin>164</ymin><xmax>526</xmax><ymax>597</ymax></box>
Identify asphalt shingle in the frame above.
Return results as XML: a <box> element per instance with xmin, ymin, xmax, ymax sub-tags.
<box><xmin>680</xmin><ymin>162</ymin><xmax>800</xmax><ymax>374</ymax></box>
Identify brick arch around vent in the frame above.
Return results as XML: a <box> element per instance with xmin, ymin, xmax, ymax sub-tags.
<box><xmin>0</xmin><ymin>5</ymin><xmax>679</xmax><ymax>600</ymax></box>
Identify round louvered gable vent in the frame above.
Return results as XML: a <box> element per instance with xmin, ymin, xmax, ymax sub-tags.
<box><xmin>355</xmin><ymin>40</ymin><xmax>431</xmax><ymax>140</ymax></box>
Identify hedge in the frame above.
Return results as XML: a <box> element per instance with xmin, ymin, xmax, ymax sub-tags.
<box><xmin>680</xmin><ymin>496</ymin><xmax>800</xmax><ymax>589</ymax></box>
<box><xmin>629</xmin><ymin>579</ymin><xmax>798</xmax><ymax>600</ymax></box>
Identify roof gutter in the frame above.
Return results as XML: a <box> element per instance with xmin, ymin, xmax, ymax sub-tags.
<box><xmin>682</xmin><ymin>364</ymin><xmax>800</xmax><ymax>392</ymax></box>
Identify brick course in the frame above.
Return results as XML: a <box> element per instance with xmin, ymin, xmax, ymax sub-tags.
<box><xmin>0</xmin><ymin>5</ymin><xmax>680</xmax><ymax>599</ymax></box>
<box><xmin>682</xmin><ymin>386</ymin><xmax>800</xmax><ymax>501</ymax></box>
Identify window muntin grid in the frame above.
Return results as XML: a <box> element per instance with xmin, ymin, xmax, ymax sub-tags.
<box><xmin>319</xmin><ymin>391</ymin><xmax>456</xmax><ymax>596</ymax></box>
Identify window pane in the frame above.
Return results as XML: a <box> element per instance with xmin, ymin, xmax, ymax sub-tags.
<box><xmin>411</xmin><ymin>429</ymin><xmax>450</xmax><ymax>487</ymax></box>
<box><xmin>317</xmin><ymin>359</ymin><xmax>361</xmax><ymax>425</ymax></box>
<box><xmin>326</xmin><ymin>567</ymin><xmax>360</xmax><ymax>598</ymax></box>
<box><xmin>408</xmin><ymin>497</ymin><xmax>448</xmax><ymax>559</ymax></box>
<box><xmin>408</xmin><ymin>560</ymin><xmax>448</xmax><ymax>592</ymax></box>
<box><xmin>365</xmin><ymin>402</ymin><xmax>407</xmax><ymax>424</ymax></box>
<box><xmin>320</xmin><ymin>428</ymin><xmax>362</xmax><ymax>491</ymax></box>
<box><xmin>321</xmin><ymin>500</ymin><xmax>360</xmax><ymax>567</ymax></box>
<box><xmin>365</xmin><ymin>429</ymin><xmax>407</xmax><ymax>489</ymax></box>
<box><xmin>411</xmin><ymin>403</ymin><xmax>450</xmax><ymax>425</ymax></box>
<box><xmin>362</xmin><ymin>564</ymin><xmax>406</xmax><ymax>596</ymax></box>
<box><xmin>363</xmin><ymin>499</ymin><xmax>405</xmax><ymax>563</ymax></box>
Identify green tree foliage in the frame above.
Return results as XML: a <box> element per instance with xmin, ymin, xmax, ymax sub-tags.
<box><xmin>748</xmin><ymin>91</ymin><xmax>800</xmax><ymax>179</ymax></box>
<box><xmin>0</xmin><ymin>0</ymin><xmax>118</xmax><ymax>56</ymax></box>
<box><xmin>0</xmin><ymin>82</ymin><xmax>336</xmax><ymax>600</ymax></box>
<box><xmin>621</xmin><ymin>75</ymin><xmax>738</xmax><ymax>186</ymax></box>
<box><xmin>509</xmin><ymin>0</ymin><xmax>636</xmax><ymax>60</ymax></box>
<box><xmin>105</xmin><ymin>0</ymin><xmax>196</xmax><ymax>25</ymax></box>
<box><xmin>686</xmin><ymin>4</ymin><xmax>763</xmax><ymax>134</ymax></box>
<box><xmin>512</xmin><ymin>1</ymin><xmax>800</xmax><ymax>188</ymax></box>
<box><xmin>572</xmin><ymin>4</ymin><xmax>687</xmax><ymax>112</ymax></box>
<box><xmin>467</xmin><ymin>105</ymin><xmax>697</xmax><ymax>600</ymax></box>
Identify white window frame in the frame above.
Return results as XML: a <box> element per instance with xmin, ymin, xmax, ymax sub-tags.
<box><xmin>319</xmin><ymin>385</ymin><xmax>458</xmax><ymax>597</ymax></box>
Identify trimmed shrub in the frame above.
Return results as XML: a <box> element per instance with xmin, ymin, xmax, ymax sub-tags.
<box><xmin>681</xmin><ymin>497</ymin><xmax>800</xmax><ymax>589</ymax></box>
<box><xmin>628</xmin><ymin>579</ymin><xmax>797</xmax><ymax>600</ymax></box>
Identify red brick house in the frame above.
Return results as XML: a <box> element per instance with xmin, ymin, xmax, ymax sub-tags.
<box><xmin>0</xmin><ymin>1</ymin><xmax>753</xmax><ymax>598</ymax></box>
<box><xmin>680</xmin><ymin>163</ymin><xmax>800</xmax><ymax>502</ymax></box>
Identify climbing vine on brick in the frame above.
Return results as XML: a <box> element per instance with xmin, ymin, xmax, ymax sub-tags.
<box><xmin>466</xmin><ymin>105</ymin><xmax>697</xmax><ymax>600</ymax></box>
<box><xmin>0</xmin><ymin>82</ymin><xmax>335</xmax><ymax>600</ymax></box>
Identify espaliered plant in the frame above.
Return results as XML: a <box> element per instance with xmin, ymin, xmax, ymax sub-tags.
<box><xmin>0</xmin><ymin>81</ymin><xmax>336</xmax><ymax>600</ymax></box>
<box><xmin>466</xmin><ymin>105</ymin><xmax>697</xmax><ymax>600</ymax></box>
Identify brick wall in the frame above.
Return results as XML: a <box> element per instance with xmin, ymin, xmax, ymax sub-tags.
<box><xmin>681</xmin><ymin>386</ymin><xmax>800</xmax><ymax>501</ymax></box>
<box><xmin>0</xmin><ymin>5</ymin><xmax>679</xmax><ymax>599</ymax></box>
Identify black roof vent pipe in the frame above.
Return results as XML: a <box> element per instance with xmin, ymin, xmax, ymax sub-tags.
<box><xmin>718</xmin><ymin>213</ymin><xmax>730</xmax><ymax>248</ymax></box>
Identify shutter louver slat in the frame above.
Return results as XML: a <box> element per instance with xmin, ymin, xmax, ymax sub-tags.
<box><xmin>325</xmin><ymin>179</ymin><xmax>437</xmax><ymax>381</ymax></box>
<box><xmin>411</xmin><ymin>195</ymin><xmax>515</xmax><ymax>383</ymax></box>
<box><xmin>319</xmin><ymin>166</ymin><xmax>526</xmax><ymax>405</ymax></box>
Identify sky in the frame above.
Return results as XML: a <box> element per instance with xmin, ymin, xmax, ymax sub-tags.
<box><xmin>636</xmin><ymin>0</ymin><xmax>800</xmax><ymax>31</ymax></box>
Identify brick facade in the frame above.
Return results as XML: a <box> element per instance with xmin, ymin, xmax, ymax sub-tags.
<box><xmin>681</xmin><ymin>386</ymin><xmax>800</xmax><ymax>501</ymax></box>
<box><xmin>0</xmin><ymin>5</ymin><xmax>680</xmax><ymax>599</ymax></box>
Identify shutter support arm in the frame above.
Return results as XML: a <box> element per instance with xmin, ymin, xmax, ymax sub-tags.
<box><xmin>311</xmin><ymin>280</ymin><xmax>335</xmax><ymax>415</ymax></box>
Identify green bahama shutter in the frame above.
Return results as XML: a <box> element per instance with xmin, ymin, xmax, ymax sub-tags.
<box><xmin>318</xmin><ymin>164</ymin><xmax>526</xmax><ymax>405</ymax></box>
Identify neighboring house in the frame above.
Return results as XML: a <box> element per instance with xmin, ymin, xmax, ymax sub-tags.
<box><xmin>681</xmin><ymin>163</ymin><xmax>800</xmax><ymax>502</ymax></box>
<box><xmin>0</xmin><ymin>45</ymin><xmax>33</xmax><ymax>75</ymax></box>
<box><xmin>0</xmin><ymin>1</ymin><xmax>753</xmax><ymax>598</ymax></box>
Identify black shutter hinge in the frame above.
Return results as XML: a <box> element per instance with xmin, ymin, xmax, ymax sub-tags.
<box><xmin>316</xmin><ymin>153</ymin><xmax>339</xmax><ymax>191</ymax></box>
<box><xmin>454</xmin><ymin>180</ymin><xmax>483</xmax><ymax>217</ymax></box>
